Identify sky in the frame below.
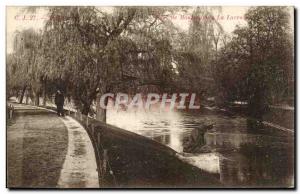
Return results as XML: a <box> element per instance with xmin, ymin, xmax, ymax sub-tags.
<box><xmin>6</xmin><ymin>6</ymin><xmax>293</xmax><ymax>54</ymax></box>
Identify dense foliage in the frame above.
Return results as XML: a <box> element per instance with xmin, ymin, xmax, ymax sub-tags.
<box><xmin>7</xmin><ymin>6</ymin><xmax>294</xmax><ymax>122</ymax></box>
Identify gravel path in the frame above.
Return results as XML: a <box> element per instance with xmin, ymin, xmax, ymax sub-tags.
<box><xmin>7</xmin><ymin>104</ymin><xmax>99</xmax><ymax>188</ymax></box>
<box><xmin>57</xmin><ymin>116</ymin><xmax>99</xmax><ymax>188</ymax></box>
<box><xmin>7</xmin><ymin>112</ymin><xmax>68</xmax><ymax>188</ymax></box>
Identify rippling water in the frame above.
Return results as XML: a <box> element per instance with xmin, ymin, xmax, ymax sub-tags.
<box><xmin>107</xmin><ymin>109</ymin><xmax>294</xmax><ymax>187</ymax></box>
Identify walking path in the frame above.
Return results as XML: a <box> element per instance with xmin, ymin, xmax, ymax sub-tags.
<box><xmin>7</xmin><ymin>103</ymin><xmax>99</xmax><ymax>188</ymax></box>
<box><xmin>57</xmin><ymin>116</ymin><xmax>99</xmax><ymax>188</ymax></box>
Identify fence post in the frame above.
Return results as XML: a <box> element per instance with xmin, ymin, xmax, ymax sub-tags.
<box><xmin>80</xmin><ymin>113</ymin><xmax>83</xmax><ymax>121</ymax></box>
<box><xmin>214</xmin><ymin>133</ymin><xmax>217</xmax><ymax>146</ymax></box>
<box><xmin>91</xmin><ymin>123</ymin><xmax>94</xmax><ymax>135</ymax></box>
<box><xmin>9</xmin><ymin>105</ymin><xmax>13</xmax><ymax>119</ymax></box>
<box><xmin>103</xmin><ymin>149</ymin><xmax>108</xmax><ymax>174</ymax></box>
<box><xmin>97</xmin><ymin>133</ymin><xmax>101</xmax><ymax>144</ymax></box>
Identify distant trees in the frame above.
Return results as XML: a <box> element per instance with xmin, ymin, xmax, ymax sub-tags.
<box><xmin>7</xmin><ymin>29</ymin><xmax>44</xmax><ymax>105</ymax></box>
<box><xmin>214</xmin><ymin>7</ymin><xmax>293</xmax><ymax>119</ymax></box>
<box><xmin>174</xmin><ymin>7</ymin><xmax>224</xmax><ymax>97</ymax></box>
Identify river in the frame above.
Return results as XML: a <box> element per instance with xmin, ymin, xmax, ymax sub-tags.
<box><xmin>107</xmin><ymin>108</ymin><xmax>294</xmax><ymax>188</ymax></box>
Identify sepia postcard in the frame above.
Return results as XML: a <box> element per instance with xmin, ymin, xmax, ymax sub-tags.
<box><xmin>6</xmin><ymin>6</ymin><xmax>295</xmax><ymax>189</ymax></box>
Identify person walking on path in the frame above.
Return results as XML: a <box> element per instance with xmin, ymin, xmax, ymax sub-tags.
<box><xmin>55</xmin><ymin>90</ymin><xmax>65</xmax><ymax>117</ymax></box>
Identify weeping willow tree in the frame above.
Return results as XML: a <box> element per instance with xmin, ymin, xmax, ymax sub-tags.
<box><xmin>37</xmin><ymin>6</ymin><xmax>178</xmax><ymax>122</ymax></box>
<box><xmin>7</xmin><ymin>29</ymin><xmax>44</xmax><ymax>105</ymax></box>
<box><xmin>7</xmin><ymin>53</ymin><xmax>19</xmax><ymax>99</ymax></box>
<box><xmin>8</xmin><ymin>6</ymin><xmax>202</xmax><ymax>122</ymax></box>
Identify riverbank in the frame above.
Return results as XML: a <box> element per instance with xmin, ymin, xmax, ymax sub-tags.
<box><xmin>72</xmin><ymin>112</ymin><xmax>222</xmax><ymax>188</ymax></box>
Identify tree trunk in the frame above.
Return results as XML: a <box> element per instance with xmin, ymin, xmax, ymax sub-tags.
<box><xmin>25</xmin><ymin>95</ymin><xmax>29</xmax><ymax>104</ymax></box>
<box><xmin>33</xmin><ymin>91</ymin><xmax>40</xmax><ymax>106</ymax></box>
<box><xmin>96</xmin><ymin>92</ymin><xmax>108</xmax><ymax>123</ymax></box>
<box><xmin>43</xmin><ymin>80</ymin><xmax>47</xmax><ymax>106</ymax></box>
<box><xmin>82</xmin><ymin>103</ymin><xmax>90</xmax><ymax>116</ymax></box>
<box><xmin>25</xmin><ymin>89</ymin><xmax>29</xmax><ymax>104</ymax></box>
<box><xmin>19</xmin><ymin>86</ymin><xmax>27</xmax><ymax>104</ymax></box>
<box><xmin>36</xmin><ymin>94</ymin><xmax>40</xmax><ymax>106</ymax></box>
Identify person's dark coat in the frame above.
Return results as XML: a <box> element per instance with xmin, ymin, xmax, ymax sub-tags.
<box><xmin>55</xmin><ymin>92</ymin><xmax>64</xmax><ymax>106</ymax></box>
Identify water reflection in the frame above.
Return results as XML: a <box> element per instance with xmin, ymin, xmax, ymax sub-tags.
<box><xmin>107</xmin><ymin>110</ymin><xmax>189</xmax><ymax>153</ymax></box>
<box><xmin>177</xmin><ymin>153</ymin><xmax>220</xmax><ymax>174</ymax></box>
<box><xmin>220</xmin><ymin>145</ymin><xmax>294</xmax><ymax>187</ymax></box>
<box><xmin>107</xmin><ymin>109</ymin><xmax>294</xmax><ymax>187</ymax></box>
